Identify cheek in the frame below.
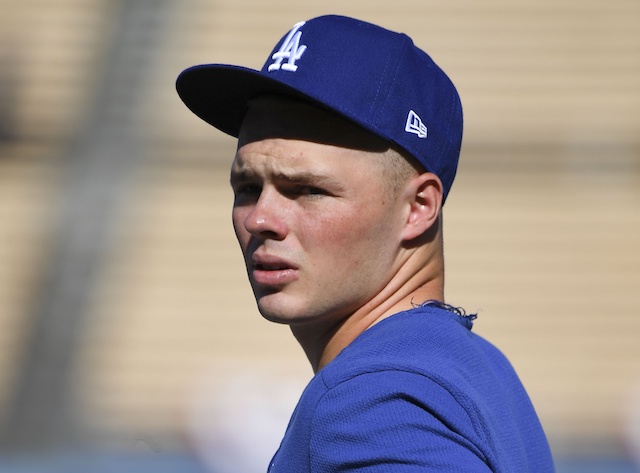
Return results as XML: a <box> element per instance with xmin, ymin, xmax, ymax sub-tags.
<box><xmin>308</xmin><ymin>206</ymin><xmax>394</xmax><ymax>260</ymax></box>
<box><xmin>305</xmin><ymin>209</ymin><xmax>399</xmax><ymax>305</ymax></box>
<box><xmin>231</xmin><ymin>208</ymin><xmax>250</xmax><ymax>246</ymax></box>
<box><xmin>307</xmin><ymin>211</ymin><xmax>356</xmax><ymax>243</ymax></box>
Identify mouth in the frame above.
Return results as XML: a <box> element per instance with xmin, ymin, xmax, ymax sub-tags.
<box><xmin>254</xmin><ymin>262</ymin><xmax>292</xmax><ymax>271</ymax></box>
<box><xmin>250</xmin><ymin>255</ymin><xmax>299</xmax><ymax>286</ymax></box>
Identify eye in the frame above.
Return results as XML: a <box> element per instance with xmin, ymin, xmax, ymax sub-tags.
<box><xmin>232</xmin><ymin>183</ymin><xmax>262</xmax><ymax>204</ymax></box>
<box><xmin>298</xmin><ymin>185</ymin><xmax>325</xmax><ymax>196</ymax></box>
<box><xmin>283</xmin><ymin>185</ymin><xmax>329</xmax><ymax>199</ymax></box>
<box><xmin>234</xmin><ymin>183</ymin><xmax>261</xmax><ymax>195</ymax></box>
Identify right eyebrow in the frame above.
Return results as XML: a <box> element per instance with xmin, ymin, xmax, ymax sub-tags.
<box><xmin>230</xmin><ymin>169</ymin><xmax>258</xmax><ymax>186</ymax></box>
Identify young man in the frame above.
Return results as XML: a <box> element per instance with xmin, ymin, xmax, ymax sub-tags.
<box><xmin>177</xmin><ymin>15</ymin><xmax>555</xmax><ymax>472</ymax></box>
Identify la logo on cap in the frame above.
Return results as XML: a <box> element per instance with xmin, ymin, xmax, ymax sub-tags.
<box><xmin>268</xmin><ymin>21</ymin><xmax>307</xmax><ymax>72</ymax></box>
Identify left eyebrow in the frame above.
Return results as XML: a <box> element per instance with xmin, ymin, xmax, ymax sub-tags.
<box><xmin>272</xmin><ymin>171</ymin><xmax>341</xmax><ymax>188</ymax></box>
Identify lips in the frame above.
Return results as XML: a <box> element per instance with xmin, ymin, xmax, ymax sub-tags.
<box><xmin>250</xmin><ymin>254</ymin><xmax>299</xmax><ymax>286</ymax></box>
<box><xmin>255</xmin><ymin>262</ymin><xmax>291</xmax><ymax>270</ymax></box>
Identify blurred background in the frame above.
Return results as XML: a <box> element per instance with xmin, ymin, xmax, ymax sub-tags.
<box><xmin>0</xmin><ymin>0</ymin><xmax>638</xmax><ymax>472</ymax></box>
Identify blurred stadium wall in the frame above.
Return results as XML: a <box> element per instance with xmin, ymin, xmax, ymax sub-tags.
<box><xmin>0</xmin><ymin>0</ymin><xmax>638</xmax><ymax>472</ymax></box>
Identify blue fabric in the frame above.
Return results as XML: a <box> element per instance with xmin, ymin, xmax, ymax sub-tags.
<box><xmin>268</xmin><ymin>306</ymin><xmax>555</xmax><ymax>472</ymax></box>
<box><xmin>176</xmin><ymin>15</ymin><xmax>463</xmax><ymax>202</ymax></box>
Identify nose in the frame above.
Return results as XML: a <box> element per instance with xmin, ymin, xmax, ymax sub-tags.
<box><xmin>243</xmin><ymin>188</ymin><xmax>288</xmax><ymax>240</ymax></box>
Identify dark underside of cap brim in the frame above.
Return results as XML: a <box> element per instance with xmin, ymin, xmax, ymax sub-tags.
<box><xmin>176</xmin><ymin>64</ymin><xmax>314</xmax><ymax>138</ymax></box>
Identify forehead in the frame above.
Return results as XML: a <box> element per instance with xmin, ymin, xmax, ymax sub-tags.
<box><xmin>232</xmin><ymin>126</ymin><xmax>382</xmax><ymax>188</ymax></box>
<box><xmin>237</xmin><ymin>95</ymin><xmax>390</xmax><ymax>153</ymax></box>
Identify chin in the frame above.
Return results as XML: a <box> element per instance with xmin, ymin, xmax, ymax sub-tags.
<box><xmin>256</xmin><ymin>296</ymin><xmax>322</xmax><ymax>326</ymax></box>
<box><xmin>255</xmin><ymin>297</ymin><xmax>297</xmax><ymax>325</ymax></box>
<box><xmin>257</xmin><ymin>308</ymin><xmax>291</xmax><ymax>325</ymax></box>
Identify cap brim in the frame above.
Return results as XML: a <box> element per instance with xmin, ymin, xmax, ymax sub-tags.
<box><xmin>176</xmin><ymin>64</ymin><xmax>312</xmax><ymax>138</ymax></box>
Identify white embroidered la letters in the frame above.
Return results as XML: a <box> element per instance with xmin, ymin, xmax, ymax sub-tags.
<box><xmin>405</xmin><ymin>110</ymin><xmax>427</xmax><ymax>138</ymax></box>
<box><xmin>269</xmin><ymin>21</ymin><xmax>307</xmax><ymax>72</ymax></box>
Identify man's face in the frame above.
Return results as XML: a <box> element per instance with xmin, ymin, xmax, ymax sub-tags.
<box><xmin>230</xmin><ymin>97</ymin><xmax>407</xmax><ymax>327</ymax></box>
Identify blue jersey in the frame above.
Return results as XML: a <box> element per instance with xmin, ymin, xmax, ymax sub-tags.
<box><xmin>268</xmin><ymin>306</ymin><xmax>555</xmax><ymax>472</ymax></box>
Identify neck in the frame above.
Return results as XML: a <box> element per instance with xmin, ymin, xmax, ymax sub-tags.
<box><xmin>291</xmin><ymin>246</ymin><xmax>444</xmax><ymax>373</ymax></box>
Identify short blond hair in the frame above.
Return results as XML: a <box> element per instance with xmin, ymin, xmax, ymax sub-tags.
<box><xmin>370</xmin><ymin>145</ymin><xmax>423</xmax><ymax>197</ymax></box>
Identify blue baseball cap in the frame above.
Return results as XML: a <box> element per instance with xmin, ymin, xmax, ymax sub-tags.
<box><xmin>176</xmin><ymin>15</ymin><xmax>463</xmax><ymax>202</ymax></box>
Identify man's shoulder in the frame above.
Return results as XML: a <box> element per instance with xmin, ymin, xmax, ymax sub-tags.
<box><xmin>319</xmin><ymin>307</ymin><xmax>489</xmax><ymax>388</ymax></box>
<box><xmin>279</xmin><ymin>308</ymin><xmax>554</xmax><ymax>473</ymax></box>
<box><xmin>313</xmin><ymin>306</ymin><xmax>533</xmax><ymax>427</ymax></box>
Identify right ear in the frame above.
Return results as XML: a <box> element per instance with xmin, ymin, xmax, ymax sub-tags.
<box><xmin>399</xmin><ymin>172</ymin><xmax>443</xmax><ymax>242</ymax></box>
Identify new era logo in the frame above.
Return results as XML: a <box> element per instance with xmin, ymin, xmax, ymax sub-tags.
<box><xmin>405</xmin><ymin>110</ymin><xmax>427</xmax><ymax>138</ymax></box>
<box><xmin>268</xmin><ymin>21</ymin><xmax>307</xmax><ymax>72</ymax></box>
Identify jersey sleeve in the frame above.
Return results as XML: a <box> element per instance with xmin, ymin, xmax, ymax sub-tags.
<box><xmin>309</xmin><ymin>369</ymin><xmax>495</xmax><ymax>472</ymax></box>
